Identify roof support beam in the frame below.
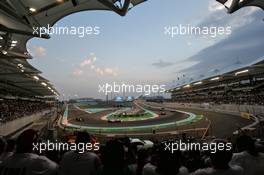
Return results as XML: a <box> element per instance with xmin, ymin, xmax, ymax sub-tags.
<box><xmin>216</xmin><ymin>0</ymin><xmax>264</xmax><ymax>13</ymax></box>
<box><xmin>6</xmin><ymin>0</ymin><xmax>41</xmax><ymax>26</ymax></box>
<box><xmin>0</xmin><ymin>55</ymin><xmax>30</xmax><ymax>59</ymax></box>
<box><xmin>28</xmin><ymin>0</ymin><xmax>70</xmax><ymax>16</ymax></box>
<box><xmin>98</xmin><ymin>0</ymin><xmax>131</xmax><ymax>16</ymax></box>
<box><xmin>0</xmin><ymin>71</ymin><xmax>38</xmax><ymax>76</ymax></box>
<box><xmin>0</xmin><ymin>1</ymin><xmax>30</xmax><ymax>27</ymax></box>
<box><xmin>0</xmin><ymin>79</ymin><xmax>42</xmax><ymax>96</ymax></box>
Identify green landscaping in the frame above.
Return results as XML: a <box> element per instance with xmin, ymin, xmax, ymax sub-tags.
<box><xmin>107</xmin><ymin>112</ymin><xmax>154</xmax><ymax>121</ymax></box>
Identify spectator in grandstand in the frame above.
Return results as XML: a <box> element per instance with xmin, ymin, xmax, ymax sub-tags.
<box><xmin>129</xmin><ymin>148</ymin><xmax>149</xmax><ymax>175</ymax></box>
<box><xmin>59</xmin><ymin>132</ymin><xmax>101</xmax><ymax>175</ymax></box>
<box><xmin>0</xmin><ymin>137</ymin><xmax>6</xmax><ymax>163</ymax></box>
<box><xmin>98</xmin><ymin>139</ymin><xmax>133</xmax><ymax>175</ymax></box>
<box><xmin>183</xmin><ymin>150</ymin><xmax>204</xmax><ymax>173</ymax></box>
<box><xmin>0</xmin><ymin>139</ymin><xmax>15</xmax><ymax>162</ymax></box>
<box><xmin>230</xmin><ymin>135</ymin><xmax>264</xmax><ymax>175</ymax></box>
<box><xmin>156</xmin><ymin>142</ymin><xmax>188</xmax><ymax>175</ymax></box>
<box><xmin>0</xmin><ymin>99</ymin><xmax>52</xmax><ymax>124</ymax></box>
<box><xmin>0</xmin><ymin>129</ymin><xmax>58</xmax><ymax>175</ymax></box>
<box><xmin>142</xmin><ymin>150</ymin><xmax>159</xmax><ymax>175</ymax></box>
<box><xmin>191</xmin><ymin>140</ymin><xmax>243</xmax><ymax>175</ymax></box>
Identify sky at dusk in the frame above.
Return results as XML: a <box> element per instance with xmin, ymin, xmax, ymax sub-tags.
<box><xmin>27</xmin><ymin>0</ymin><xmax>264</xmax><ymax>99</ymax></box>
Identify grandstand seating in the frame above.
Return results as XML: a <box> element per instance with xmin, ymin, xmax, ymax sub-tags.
<box><xmin>170</xmin><ymin>59</ymin><xmax>264</xmax><ymax>106</ymax></box>
<box><xmin>0</xmin><ymin>99</ymin><xmax>52</xmax><ymax>124</ymax></box>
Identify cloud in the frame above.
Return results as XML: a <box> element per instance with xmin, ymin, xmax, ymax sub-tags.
<box><xmin>72</xmin><ymin>69</ymin><xmax>83</xmax><ymax>76</ymax></box>
<box><xmin>178</xmin><ymin>8</ymin><xmax>264</xmax><ymax>83</ymax></box>
<box><xmin>152</xmin><ymin>60</ymin><xmax>174</xmax><ymax>68</ymax></box>
<box><xmin>73</xmin><ymin>53</ymin><xmax>119</xmax><ymax>77</ymax></box>
<box><xmin>80</xmin><ymin>56</ymin><xmax>96</xmax><ymax>67</ymax></box>
<box><xmin>104</xmin><ymin>68</ymin><xmax>118</xmax><ymax>76</ymax></box>
<box><xmin>94</xmin><ymin>67</ymin><xmax>118</xmax><ymax>76</ymax></box>
<box><xmin>29</xmin><ymin>45</ymin><xmax>47</xmax><ymax>57</ymax></box>
<box><xmin>80</xmin><ymin>59</ymin><xmax>92</xmax><ymax>67</ymax></box>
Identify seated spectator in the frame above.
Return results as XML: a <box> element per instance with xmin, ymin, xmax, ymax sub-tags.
<box><xmin>59</xmin><ymin>131</ymin><xmax>100</xmax><ymax>175</ymax></box>
<box><xmin>156</xmin><ymin>142</ymin><xmax>188</xmax><ymax>175</ymax></box>
<box><xmin>0</xmin><ymin>137</ymin><xmax>7</xmax><ymax>163</ymax></box>
<box><xmin>192</xmin><ymin>139</ymin><xmax>243</xmax><ymax>175</ymax></box>
<box><xmin>98</xmin><ymin>139</ymin><xmax>133</xmax><ymax>175</ymax></box>
<box><xmin>130</xmin><ymin>148</ymin><xmax>149</xmax><ymax>175</ymax></box>
<box><xmin>142</xmin><ymin>151</ymin><xmax>159</xmax><ymax>175</ymax></box>
<box><xmin>184</xmin><ymin>150</ymin><xmax>204</xmax><ymax>173</ymax></box>
<box><xmin>0</xmin><ymin>139</ymin><xmax>15</xmax><ymax>162</ymax></box>
<box><xmin>0</xmin><ymin>129</ymin><xmax>58</xmax><ymax>175</ymax></box>
<box><xmin>0</xmin><ymin>99</ymin><xmax>52</xmax><ymax>124</ymax></box>
<box><xmin>230</xmin><ymin>135</ymin><xmax>264</xmax><ymax>175</ymax></box>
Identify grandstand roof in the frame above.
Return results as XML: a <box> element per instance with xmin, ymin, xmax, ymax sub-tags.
<box><xmin>217</xmin><ymin>0</ymin><xmax>264</xmax><ymax>13</ymax></box>
<box><xmin>167</xmin><ymin>57</ymin><xmax>264</xmax><ymax>93</ymax></box>
<box><xmin>0</xmin><ymin>0</ymin><xmax>145</xmax><ymax>97</ymax></box>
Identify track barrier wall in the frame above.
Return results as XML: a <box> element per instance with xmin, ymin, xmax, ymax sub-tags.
<box><xmin>161</xmin><ymin>103</ymin><xmax>264</xmax><ymax>116</ymax></box>
<box><xmin>0</xmin><ymin>109</ymin><xmax>53</xmax><ymax>136</ymax></box>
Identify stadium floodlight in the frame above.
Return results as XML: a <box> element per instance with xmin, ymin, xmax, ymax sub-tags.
<box><xmin>41</xmin><ymin>82</ymin><xmax>47</xmax><ymax>86</ymax></box>
<box><xmin>183</xmin><ymin>84</ymin><xmax>191</xmax><ymax>88</ymax></box>
<box><xmin>33</xmin><ymin>76</ymin><xmax>39</xmax><ymax>80</ymax></box>
<box><xmin>17</xmin><ymin>64</ymin><xmax>24</xmax><ymax>68</ymax></box>
<box><xmin>210</xmin><ymin>77</ymin><xmax>220</xmax><ymax>81</ymax></box>
<box><xmin>29</xmin><ymin>7</ymin><xmax>36</xmax><ymax>12</ymax></box>
<box><xmin>194</xmin><ymin>81</ymin><xmax>203</xmax><ymax>85</ymax></box>
<box><xmin>235</xmin><ymin>69</ymin><xmax>249</xmax><ymax>76</ymax></box>
<box><xmin>2</xmin><ymin>50</ymin><xmax>7</xmax><ymax>55</ymax></box>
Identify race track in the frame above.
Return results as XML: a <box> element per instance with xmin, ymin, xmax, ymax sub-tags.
<box><xmin>61</xmin><ymin>102</ymin><xmax>252</xmax><ymax>138</ymax></box>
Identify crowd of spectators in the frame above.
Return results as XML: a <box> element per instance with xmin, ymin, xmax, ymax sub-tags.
<box><xmin>171</xmin><ymin>90</ymin><xmax>264</xmax><ymax>106</ymax></box>
<box><xmin>0</xmin><ymin>129</ymin><xmax>264</xmax><ymax>175</ymax></box>
<box><xmin>0</xmin><ymin>99</ymin><xmax>53</xmax><ymax>124</ymax></box>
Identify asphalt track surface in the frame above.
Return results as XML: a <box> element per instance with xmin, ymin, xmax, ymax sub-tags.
<box><xmin>67</xmin><ymin>104</ymin><xmax>252</xmax><ymax>138</ymax></box>
<box><xmin>175</xmin><ymin>108</ymin><xmax>252</xmax><ymax>138</ymax></box>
